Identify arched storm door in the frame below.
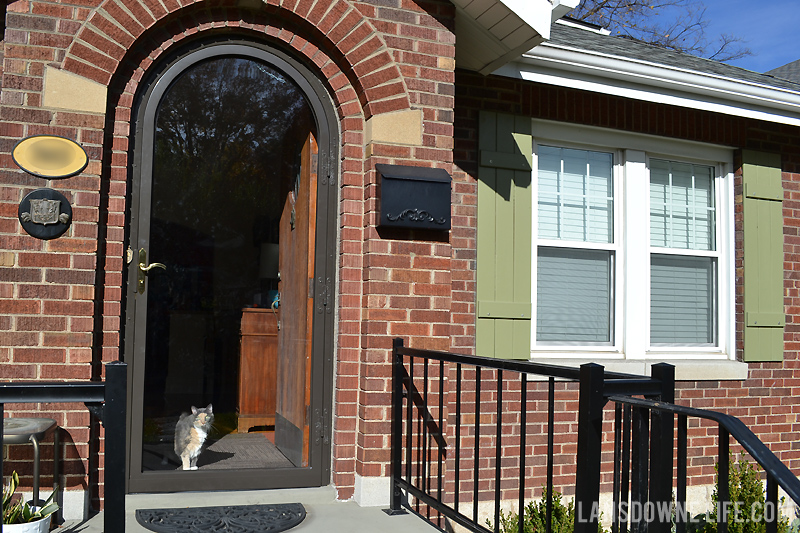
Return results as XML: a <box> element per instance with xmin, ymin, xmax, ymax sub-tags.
<box><xmin>125</xmin><ymin>41</ymin><xmax>337</xmax><ymax>493</ymax></box>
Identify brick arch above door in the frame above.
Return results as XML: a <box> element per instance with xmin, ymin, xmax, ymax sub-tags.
<box><xmin>62</xmin><ymin>0</ymin><xmax>411</xmax><ymax>118</ymax></box>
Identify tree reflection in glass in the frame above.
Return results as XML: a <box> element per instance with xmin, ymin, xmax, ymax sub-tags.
<box><xmin>141</xmin><ymin>56</ymin><xmax>314</xmax><ymax>472</ymax></box>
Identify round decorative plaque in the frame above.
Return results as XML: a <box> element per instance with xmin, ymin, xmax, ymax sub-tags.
<box><xmin>12</xmin><ymin>135</ymin><xmax>88</xmax><ymax>179</ymax></box>
<box><xmin>18</xmin><ymin>188</ymin><xmax>72</xmax><ymax>240</ymax></box>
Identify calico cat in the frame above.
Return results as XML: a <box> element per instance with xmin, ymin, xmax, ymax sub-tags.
<box><xmin>174</xmin><ymin>404</ymin><xmax>214</xmax><ymax>471</ymax></box>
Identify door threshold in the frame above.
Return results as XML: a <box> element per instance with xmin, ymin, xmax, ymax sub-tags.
<box><xmin>127</xmin><ymin>484</ymin><xmax>338</xmax><ymax>508</ymax></box>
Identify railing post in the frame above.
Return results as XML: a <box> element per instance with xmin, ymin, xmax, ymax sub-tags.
<box><xmin>385</xmin><ymin>338</ymin><xmax>407</xmax><ymax>515</ymax></box>
<box><xmin>649</xmin><ymin>364</ymin><xmax>675</xmax><ymax>533</ymax></box>
<box><xmin>575</xmin><ymin>363</ymin><xmax>605</xmax><ymax>533</ymax></box>
<box><xmin>104</xmin><ymin>361</ymin><xmax>127</xmax><ymax>533</ymax></box>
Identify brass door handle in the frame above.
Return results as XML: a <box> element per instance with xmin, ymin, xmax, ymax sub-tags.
<box><xmin>139</xmin><ymin>262</ymin><xmax>166</xmax><ymax>272</ymax></box>
<box><xmin>137</xmin><ymin>248</ymin><xmax>166</xmax><ymax>294</ymax></box>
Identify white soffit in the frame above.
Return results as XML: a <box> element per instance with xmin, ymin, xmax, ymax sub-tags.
<box><xmin>493</xmin><ymin>42</ymin><xmax>800</xmax><ymax>127</ymax></box>
<box><xmin>454</xmin><ymin>0</ymin><xmax>578</xmax><ymax>75</ymax></box>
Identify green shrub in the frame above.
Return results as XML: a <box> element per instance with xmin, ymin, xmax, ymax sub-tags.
<box><xmin>691</xmin><ymin>452</ymin><xmax>789</xmax><ymax>533</ymax></box>
<box><xmin>488</xmin><ymin>489</ymin><xmax>605</xmax><ymax>533</ymax></box>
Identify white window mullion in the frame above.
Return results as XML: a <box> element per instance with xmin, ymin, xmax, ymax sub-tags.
<box><xmin>624</xmin><ymin>150</ymin><xmax>649</xmax><ymax>358</ymax></box>
<box><xmin>690</xmin><ymin>174</ymin><xmax>697</xmax><ymax>250</ymax></box>
<box><xmin>558</xmin><ymin>159</ymin><xmax>565</xmax><ymax>240</ymax></box>
<box><xmin>719</xmin><ymin>164</ymin><xmax>734</xmax><ymax>358</ymax></box>
<box><xmin>584</xmin><ymin>160</ymin><xmax>590</xmax><ymax>242</ymax></box>
<box><xmin>667</xmin><ymin>169</ymin><xmax>673</xmax><ymax>248</ymax></box>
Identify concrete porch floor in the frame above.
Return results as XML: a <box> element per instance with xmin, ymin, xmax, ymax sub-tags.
<box><xmin>54</xmin><ymin>486</ymin><xmax>440</xmax><ymax>533</ymax></box>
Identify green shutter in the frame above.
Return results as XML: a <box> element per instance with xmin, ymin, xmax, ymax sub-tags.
<box><xmin>743</xmin><ymin>150</ymin><xmax>785</xmax><ymax>362</ymax></box>
<box><xmin>476</xmin><ymin>112</ymin><xmax>532</xmax><ymax>359</ymax></box>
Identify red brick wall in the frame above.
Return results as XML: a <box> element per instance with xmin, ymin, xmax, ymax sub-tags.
<box><xmin>0</xmin><ymin>0</ymin><xmax>456</xmax><ymax>506</ymax></box>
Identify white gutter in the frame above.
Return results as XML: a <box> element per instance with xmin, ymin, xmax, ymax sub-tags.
<box><xmin>493</xmin><ymin>42</ymin><xmax>800</xmax><ymax>127</ymax></box>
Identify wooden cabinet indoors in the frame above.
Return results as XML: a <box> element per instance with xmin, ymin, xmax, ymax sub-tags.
<box><xmin>238</xmin><ymin>307</ymin><xmax>278</xmax><ymax>433</ymax></box>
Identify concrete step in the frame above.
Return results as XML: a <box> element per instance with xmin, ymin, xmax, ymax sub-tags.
<box><xmin>54</xmin><ymin>487</ymin><xmax>439</xmax><ymax>533</ymax></box>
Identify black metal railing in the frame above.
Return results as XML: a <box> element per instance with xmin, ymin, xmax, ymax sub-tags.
<box><xmin>606</xmin><ymin>394</ymin><xmax>800</xmax><ymax>533</ymax></box>
<box><xmin>386</xmin><ymin>339</ymin><xmax>672</xmax><ymax>533</ymax></box>
<box><xmin>0</xmin><ymin>361</ymin><xmax>127</xmax><ymax>533</ymax></box>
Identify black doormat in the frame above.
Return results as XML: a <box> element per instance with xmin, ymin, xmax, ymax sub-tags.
<box><xmin>135</xmin><ymin>503</ymin><xmax>306</xmax><ymax>533</ymax></box>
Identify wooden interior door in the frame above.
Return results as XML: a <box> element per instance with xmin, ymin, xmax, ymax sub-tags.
<box><xmin>275</xmin><ymin>132</ymin><xmax>317</xmax><ymax>466</ymax></box>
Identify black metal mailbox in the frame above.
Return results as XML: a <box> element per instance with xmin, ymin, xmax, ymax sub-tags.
<box><xmin>377</xmin><ymin>164</ymin><xmax>451</xmax><ymax>230</ymax></box>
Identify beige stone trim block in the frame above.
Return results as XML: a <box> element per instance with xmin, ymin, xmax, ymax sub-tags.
<box><xmin>365</xmin><ymin>109</ymin><xmax>422</xmax><ymax>147</ymax></box>
<box><xmin>438</xmin><ymin>57</ymin><xmax>455</xmax><ymax>70</ymax></box>
<box><xmin>0</xmin><ymin>252</ymin><xmax>15</xmax><ymax>267</ymax></box>
<box><xmin>43</xmin><ymin>67</ymin><xmax>107</xmax><ymax>114</ymax></box>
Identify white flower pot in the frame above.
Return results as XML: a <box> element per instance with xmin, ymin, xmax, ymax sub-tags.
<box><xmin>3</xmin><ymin>516</ymin><xmax>51</xmax><ymax>533</ymax></box>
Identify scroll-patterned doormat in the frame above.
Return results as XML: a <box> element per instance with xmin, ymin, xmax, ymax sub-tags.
<box><xmin>135</xmin><ymin>503</ymin><xmax>306</xmax><ymax>533</ymax></box>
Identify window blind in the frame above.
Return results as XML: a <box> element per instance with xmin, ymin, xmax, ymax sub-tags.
<box><xmin>650</xmin><ymin>255</ymin><xmax>715</xmax><ymax>344</ymax></box>
<box><xmin>537</xmin><ymin>247</ymin><xmax>613</xmax><ymax>343</ymax></box>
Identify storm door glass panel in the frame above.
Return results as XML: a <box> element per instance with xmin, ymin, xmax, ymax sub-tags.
<box><xmin>142</xmin><ymin>57</ymin><xmax>314</xmax><ymax>472</ymax></box>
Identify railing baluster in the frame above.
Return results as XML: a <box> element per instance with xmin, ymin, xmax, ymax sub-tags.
<box><xmin>613</xmin><ymin>403</ymin><xmax>623</xmax><ymax>533</ymax></box>
<box><xmin>455</xmin><ymin>363</ymin><xmax>462</xmax><ymax>514</ymax></box>
<box><xmin>494</xmin><ymin>370</ymin><xmax>503</xmax><ymax>533</ymax></box>
<box><xmin>415</xmin><ymin>356</ymin><xmax>422</xmax><ymax>513</ymax></box>
<box><xmin>473</xmin><ymin>366</ymin><xmax>481</xmax><ymax>525</ymax></box>
<box><xmin>406</xmin><ymin>355</ymin><xmax>414</xmax><ymax>485</ymax></box>
<box><xmin>630</xmin><ymin>406</ymin><xmax>649</xmax><ymax>533</ymax></box>
<box><xmin>547</xmin><ymin>377</ymin><xmax>555</xmax><ymax>533</ymax></box>
<box><xmin>718</xmin><ymin>427</ymin><xmax>730</xmax><ymax>533</ymax></box>
<box><xmin>437</xmin><ymin>359</ymin><xmax>444</xmax><ymax>527</ymax></box>
<box><xmin>621</xmin><ymin>404</ymin><xmax>631</xmax><ymax>533</ymax></box>
<box><xmin>423</xmin><ymin>358</ymin><xmax>430</xmax><ymax>518</ymax></box>
<box><xmin>676</xmin><ymin>414</ymin><xmax>688</xmax><ymax>533</ymax></box>
<box><xmin>518</xmin><ymin>374</ymin><xmax>527</xmax><ymax>533</ymax></box>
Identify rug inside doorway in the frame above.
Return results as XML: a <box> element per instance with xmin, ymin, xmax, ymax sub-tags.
<box><xmin>135</xmin><ymin>503</ymin><xmax>306</xmax><ymax>533</ymax></box>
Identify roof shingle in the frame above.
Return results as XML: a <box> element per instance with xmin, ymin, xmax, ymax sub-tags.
<box><xmin>545</xmin><ymin>22</ymin><xmax>800</xmax><ymax>94</ymax></box>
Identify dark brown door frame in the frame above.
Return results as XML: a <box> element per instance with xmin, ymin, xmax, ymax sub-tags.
<box><xmin>124</xmin><ymin>38</ymin><xmax>338</xmax><ymax>493</ymax></box>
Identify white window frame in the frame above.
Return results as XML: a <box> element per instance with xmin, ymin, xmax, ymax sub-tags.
<box><xmin>529</xmin><ymin>120</ymin><xmax>741</xmax><ymax>378</ymax></box>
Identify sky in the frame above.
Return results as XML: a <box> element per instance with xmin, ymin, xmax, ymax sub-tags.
<box><xmin>700</xmin><ymin>0</ymin><xmax>799</xmax><ymax>73</ymax></box>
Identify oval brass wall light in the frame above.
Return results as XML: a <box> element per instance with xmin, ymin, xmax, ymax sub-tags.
<box><xmin>12</xmin><ymin>135</ymin><xmax>88</xmax><ymax>179</ymax></box>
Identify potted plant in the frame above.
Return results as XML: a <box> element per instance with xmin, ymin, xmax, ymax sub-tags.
<box><xmin>2</xmin><ymin>472</ymin><xmax>58</xmax><ymax>533</ymax></box>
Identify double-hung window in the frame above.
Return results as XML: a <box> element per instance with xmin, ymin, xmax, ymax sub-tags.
<box><xmin>649</xmin><ymin>160</ymin><xmax>717</xmax><ymax>345</ymax></box>
<box><xmin>531</xmin><ymin>121</ymin><xmax>734</xmax><ymax>363</ymax></box>
<box><xmin>536</xmin><ymin>146</ymin><xmax>616</xmax><ymax>345</ymax></box>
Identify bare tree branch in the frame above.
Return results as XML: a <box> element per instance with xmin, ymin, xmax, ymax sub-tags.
<box><xmin>570</xmin><ymin>0</ymin><xmax>752</xmax><ymax>63</ymax></box>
